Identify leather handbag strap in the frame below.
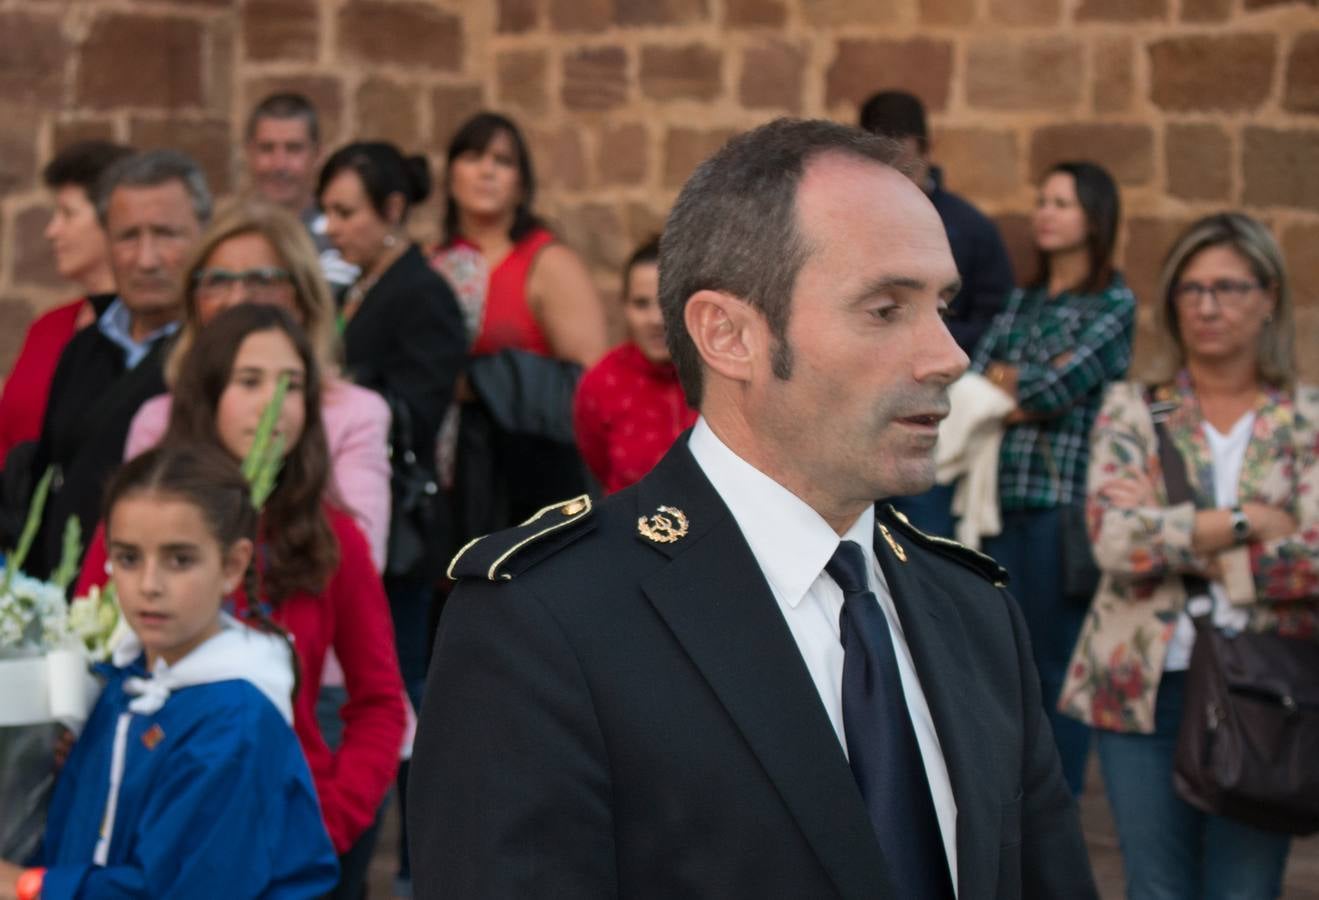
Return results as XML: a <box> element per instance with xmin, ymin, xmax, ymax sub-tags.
<box><xmin>1147</xmin><ymin>392</ymin><xmax>1213</xmax><ymax>608</ymax></box>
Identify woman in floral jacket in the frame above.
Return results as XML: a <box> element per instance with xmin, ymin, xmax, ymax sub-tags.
<box><xmin>1060</xmin><ymin>212</ymin><xmax>1317</xmax><ymax>898</ymax></box>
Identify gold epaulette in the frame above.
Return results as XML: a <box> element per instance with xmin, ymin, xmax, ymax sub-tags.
<box><xmin>883</xmin><ymin>505</ymin><xmax>1010</xmax><ymax>588</ymax></box>
<box><xmin>446</xmin><ymin>495</ymin><xmax>594</xmax><ymax>582</ymax></box>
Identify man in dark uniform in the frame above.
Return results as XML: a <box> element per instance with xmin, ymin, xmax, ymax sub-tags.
<box><xmin>409</xmin><ymin>118</ymin><xmax>1096</xmax><ymax>899</ymax></box>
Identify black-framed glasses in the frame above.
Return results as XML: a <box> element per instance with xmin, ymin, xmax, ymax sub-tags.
<box><xmin>194</xmin><ymin>267</ymin><xmax>292</xmax><ymax>297</ymax></box>
<box><xmin>1171</xmin><ymin>279</ymin><xmax>1262</xmax><ymax>310</ymax></box>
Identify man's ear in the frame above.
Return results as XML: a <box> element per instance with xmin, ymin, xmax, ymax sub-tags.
<box><xmin>222</xmin><ymin>538</ymin><xmax>255</xmax><ymax>595</ymax></box>
<box><xmin>684</xmin><ymin>290</ymin><xmax>761</xmax><ymax>386</ymax></box>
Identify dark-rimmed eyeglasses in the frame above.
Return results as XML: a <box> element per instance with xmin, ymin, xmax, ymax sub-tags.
<box><xmin>194</xmin><ymin>267</ymin><xmax>292</xmax><ymax>297</ymax></box>
<box><xmin>1171</xmin><ymin>279</ymin><xmax>1262</xmax><ymax>310</ymax></box>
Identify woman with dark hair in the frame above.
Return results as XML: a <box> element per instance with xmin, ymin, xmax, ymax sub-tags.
<box><xmin>75</xmin><ymin>304</ymin><xmax>406</xmax><ymax>898</ymax></box>
<box><xmin>432</xmin><ymin>112</ymin><xmax>609</xmax><ymax>539</ymax></box>
<box><xmin>1060</xmin><ymin>212</ymin><xmax>1316</xmax><ymax>896</ymax></box>
<box><xmin>970</xmin><ymin>160</ymin><xmax>1136</xmax><ymax>796</ymax></box>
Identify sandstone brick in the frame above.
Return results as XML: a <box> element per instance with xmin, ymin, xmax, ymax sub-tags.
<box><xmin>555</xmin><ymin>202</ymin><xmax>630</xmax><ymax>270</ymax></box>
<box><xmin>1149</xmin><ymin>35</ymin><xmax>1276</xmax><ymax>112</ymax></box>
<box><xmin>1181</xmin><ymin>0</ymin><xmax>1232</xmax><ymax>21</ymax></box>
<box><xmin>598</xmin><ymin>123</ymin><xmax>649</xmax><ymax>187</ymax></box>
<box><xmin>826</xmin><ymin>39</ymin><xmax>954</xmax><ymax>113</ymax></box>
<box><xmin>356</xmin><ymin>79</ymin><xmax>422</xmax><ymax>147</ymax></box>
<box><xmin>13</xmin><ymin>205</ymin><xmax>62</xmax><ymax>290</ymax></box>
<box><xmin>0</xmin><ymin>299</ymin><xmax>36</xmax><ymax>376</ymax></box>
<box><xmin>663</xmin><ymin>127</ymin><xmax>737</xmax><ymax>188</ymax></box>
<box><xmin>1243</xmin><ymin>0</ymin><xmax>1307</xmax><ymax>7</ymax></box>
<box><xmin>243</xmin><ymin>0</ymin><xmax>319</xmax><ymax>63</ymax></box>
<box><xmin>52</xmin><ymin>120</ymin><xmax>118</xmax><ymax>152</ymax></box>
<box><xmin>338</xmin><ymin>2</ymin><xmax>463</xmax><ymax>70</ymax></box>
<box><xmin>1123</xmin><ymin>216</ymin><xmax>1195</xmax><ymax>308</ymax></box>
<box><xmin>549</xmin><ymin>0</ymin><xmax>611</xmax><ymax>31</ymax></box>
<box><xmin>919</xmin><ymin>0</ymin><xmax>976</xmax><ymax>25</ymax></box>
<box><xmin>1164</xmin><ymin>123</ymin><xmax>1232</xmax><ymax>202</ymax></box>
<box><xmin>1283</xmin><ymin>32</ymin><xmax>1319</xmax><ymax>114</ymax></box>
<box><xmin>641</xmin><ymin>45</ymin><xmax>723</xmax><ymax>102</ymax></box>
<box><xmin>0</xmin><ymin>12</ymin><xmax>67</xmax><ymax>108</ymax></box>
<box><xmin>1093</xmin><ymin>37</ymin><xmax>1136</xmax><ymax>113</ymax></box>
<box><xmin>498</xmin><ymin>0</ymin><xmax>540</xmax><ymax>32</ymax></box>
<box><xmin>246</xmin><ymin>75</ymin><xmax>344</xmax><ymax>145</ymax></box>
<box><xmin>935</xmin><ymin>128</ymin><xmax>1019</xmax><ymax>200</ymax></box>
<box><xmin>804</xmin><ymin>0</ymin><xmax>906</xmax><ymax>25</ymax></box>
<box><xmin>988</xmin><ymin>0</ymin><xmax>1060</xmax><ymax>26</ymax></box>
<box><xmin>1295</xmin><ymin>308</ymin><xmax>1319</xmax><ymax>383</ymax></box>
<box><xmin>1030</xmin><ymin>123</ymin><xmax>1154</xmax><ymax>186</ymax></box>
<box><xmin>563</xmin><ymin>46</ymin><xmax>629</xmax><ymax>111</ymax></box>
<box><xmin>1242</xmin><ymin>127</ymin><xmax>1319</xmax><ymax>211</ymax></box>
<box><xmin>726</xmin><ymin>0</ymin><xmax>789</xmax><ymax>27</ymax></box>
<box><xmin>993</xmin><ymin>213</ymin><xmax>1036</xmax><ymax>286</ymax></box>
<box><xmin>1282</xmin><ymin>223</ymin><xmax>1319</xmax><ymax>311</ymax></box>
<box><xmin>534</xmin><ymin>125</ymin><xmax>588</xmax><ymax>192</ymax></box>
<box><xmin>497</xmin><ymin>50</ymin><xmax>550</xmax><ymax>114</ymax></box>
<box><xmin>1076</xmin><ymin>0</ymin><xmax>1167</xmax><ymax>21</ymax></box>
<box><xmin>966</xmin><ymin>39</ymin><xmax>1083</xmax><ymax>111</ymax></box>
<box><xmin>207</xmin><ymin>18</ymin><xmax>235</xmax><ymax>116</ymax></box>
<box><xmin>129</xmin><ymin>117</ymin><xmax>233</xmax><ymax>194</ymax></box>
<box><xmin>431</xmin><ymin>84</ymin><xmax>486</xmax><ymax>149</ymax></box>
<box><xmin>617</xmin><ymin>0</ymin><xmax>712</xmax><ymax>26</ymax></box>
<box><xmin>0</xmin><ymin>110</ymin><xmax>39</xmax><ymax>197</ymax></box>
<box><xmin>740</xmin><ymin>41</ymin><xmax>806</xmax><ymax>112</ymax></box>
<box><xmin>625</xmin><ymin>202</ymin><xmax>667</xmax><ymax>247</ymax></box>
<box><xmin>77</xmin><ymin>14</ymin><xmax>205</xmax><ymax>110</ymax></box>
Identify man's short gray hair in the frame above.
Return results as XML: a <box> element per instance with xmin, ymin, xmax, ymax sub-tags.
<box><xmin>95</xmin><ymin>149</ymin><xmax>213</xmax><ymax>228</ymax></box>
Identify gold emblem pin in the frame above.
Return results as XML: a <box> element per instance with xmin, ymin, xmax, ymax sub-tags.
<box><xmin>560</xmin><ymin>498</ymin><xmax>587</xmax><ymax>516</ymax></box>
<box><xmin>638</xmin><ymin>505</ymin><xmax>689</xmax><ymax>543</ymax></box>
<box><xmin>879</xmin><ymin>523</ymin><xmax>907</xmax><ymax>562</ymax></box>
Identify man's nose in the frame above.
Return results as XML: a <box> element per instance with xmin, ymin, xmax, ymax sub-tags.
<box><xmin>134</xmin><ymin>234</ymin><xmax>162</xmax><ymax>270</ymax></box>
<box><xmin>915</xmin><ymin>313</ymin><xmax>970</xmax><ymax>386</ymax></box>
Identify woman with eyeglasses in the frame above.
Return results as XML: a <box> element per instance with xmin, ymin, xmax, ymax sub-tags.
<box><xmin>969</xmin><ymin>160</ymin><xmax>1136</xmax><ymax>797</ymax></box>
<box><xmin>123</xmin><ymin>199</ymin><xmax>392</xmax><ymax>570</ymax></box>
<box><xmin>1059</xmin><ymin>212</ymin><xmax>1317</xmax><ymax>897</ymax></box>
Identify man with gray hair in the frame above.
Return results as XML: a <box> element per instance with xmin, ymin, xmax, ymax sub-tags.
<box><xmin>409</xmin><ymin>118</ymin><xmax>1096</xmax><ymax>898</ymax></box>
<box><xmin>20</xmin><ymin>149</ymin><xmax>209</xmax><ymax>579</ymax></box>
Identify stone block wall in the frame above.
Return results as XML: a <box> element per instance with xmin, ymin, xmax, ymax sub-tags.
<box><xmin>1</xmin><ymin>0</ymin><xmax>1316</xmax><ymax>378</ymax></box>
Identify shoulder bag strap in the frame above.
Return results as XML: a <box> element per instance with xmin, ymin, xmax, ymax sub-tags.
<box><xmin>1147</xmin><ymin>389</ymin><xmax>1212</xmax><ymax>608</ymax></box>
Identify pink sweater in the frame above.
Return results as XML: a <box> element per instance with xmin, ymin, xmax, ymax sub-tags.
<box><xmin>125</xmin><ymin>378</ymin><xmax>392</xmax><ymax>571</ymax></box>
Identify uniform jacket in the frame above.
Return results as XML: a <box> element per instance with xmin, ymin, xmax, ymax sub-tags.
<box><xmin>409</xmin><ymin>436</ymin><xmax>1096</xmax><ymax>899</ymax></box>
<box><xmin>1060</xmin><ymin>376</ymin><xmax>1319</xmax><ymax>734</ymax></box>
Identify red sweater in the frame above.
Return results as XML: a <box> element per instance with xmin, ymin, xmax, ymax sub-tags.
<box><xmin>77</xmin><ymin>507</ymin><xmax>406</xmax><ymax>853</ymax></box>
<box><xmin>0</xmin><ymin>298</ymin><xmax>93</xmax><ymax>462</ymax></box>
<box><xmin>573</xmin><ymin>342</ymin><xmax>697</xmax><ymax>494</ymax></box>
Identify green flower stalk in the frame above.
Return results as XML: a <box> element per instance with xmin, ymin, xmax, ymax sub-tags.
<box><xmin>242</xmin><ymin>372</ymin><xmax>290</xmax><ymax>510</ymax></box>
<box><xmin>0</xmin><ymin>467</ymin><xmax>54</xmax><ymax>597</ymax></box>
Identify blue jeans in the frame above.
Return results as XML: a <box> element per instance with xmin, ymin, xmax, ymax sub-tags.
<box><xmin>982</xmin><ymin>507</ymin><xmax>1092</xmax><ymax>795</ymax></box>
<box><xmin>1098</xmin><ymin>672</ymin><xmax>1291</xmax><ymax>900</ymax></box>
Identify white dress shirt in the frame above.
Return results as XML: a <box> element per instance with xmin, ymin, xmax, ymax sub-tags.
<box><xmin>688</xmin><ymin>418</ymin><xmax>959</xmax><ymax>889</ymax></box>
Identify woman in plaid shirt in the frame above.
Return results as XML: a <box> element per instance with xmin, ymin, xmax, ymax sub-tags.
<box><xmin>970</xmin><ymin>161</ymin><xmax>1136</xmax><ymax>796</ymax></box>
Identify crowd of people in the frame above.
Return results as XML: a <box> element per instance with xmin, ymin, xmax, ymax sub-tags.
<box><xmin>0</xmin><ymin>85</ymin><xmax>1311</xmax><ymax>900</ymax></box>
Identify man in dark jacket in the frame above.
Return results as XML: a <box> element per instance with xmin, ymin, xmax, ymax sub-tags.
<box><xmin>861</xmin><ymin>91</ymin><xmax>1017</xmax><ymax>539</ymax></box>
<box><xmin>22</xmin><ymin>150</ymin><xmax>209</xmax><ymax>579</ymax></box>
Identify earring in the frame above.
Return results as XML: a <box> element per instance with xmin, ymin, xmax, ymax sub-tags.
<box><xmin>383</xmin><ymin>232</ymin><xmax>398</xmax><ymax>248</ymax></box>
<box><xmin>104</xmin><ymin>560</ymin><xmax>113</xmax><ymax>575</ymax></box>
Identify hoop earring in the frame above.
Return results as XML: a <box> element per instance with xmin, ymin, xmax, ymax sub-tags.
<box><xmin>383</xmin><ymin>232</ymin><xmax>398</xmax><ymax>248</ymax></box>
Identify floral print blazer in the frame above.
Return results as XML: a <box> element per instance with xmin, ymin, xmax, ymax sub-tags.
<box><xmin>1059</xmin><ymin>373</ymin><xmax>1319</xmax><ymax>734</ymax></box>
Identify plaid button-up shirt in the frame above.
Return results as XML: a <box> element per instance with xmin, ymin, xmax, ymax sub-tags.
<box><xmin>970</xmin><ymin>273</ymin><xmax>1136</xmax><ymax>510</ymax></box>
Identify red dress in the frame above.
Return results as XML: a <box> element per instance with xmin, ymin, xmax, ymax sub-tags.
<box><xmin>0</xmin><ymin>298</ymin><xmax>94</xmax><ymax>462</ymax></box>
<box><xmin>462</xmin><ymin>227</ymin><xmax>556</xmax><ymax>357</ymax></box>
<box><xmin>573</xmin><ymin>342</ymin><xmax>697</xmax><ymax>493</ymax></box>
<box><xmin>77</xmin><ymin>507</ymin><xmax>406</xmax><ymax>853</ymax></box>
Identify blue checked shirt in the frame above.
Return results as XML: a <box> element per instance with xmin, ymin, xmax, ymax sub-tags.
<box><xmin>970</xmin><ymin>273</ymin><xmax>1136</xmax><ymax>510</ymax></box>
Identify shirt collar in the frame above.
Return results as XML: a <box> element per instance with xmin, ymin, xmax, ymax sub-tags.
<box><xmin>688</xmin><ymin>417</ymin><xmax>875</xmax><ymax>608</ymax></box>
<box><xmin>97</xmin><ymin>298</ymin><xmax>179</xmax><ymax>368</ymax></box>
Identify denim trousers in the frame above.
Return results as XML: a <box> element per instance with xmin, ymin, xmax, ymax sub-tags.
<box><xmin>1097</xmin><ymin>672</ymin><xmax>1291</xmax><ymax>900</ymax></box>
<box><xmin>982</xmin><ymin>507</ymin><xmax>1092</xmax><ymax>795</ymax></box>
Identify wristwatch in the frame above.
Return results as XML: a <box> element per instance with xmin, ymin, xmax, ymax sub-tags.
<box><xmin>1229</xmin><ymin>506</ymin><xmax>1252</xmax><ymax>544</ymax></box>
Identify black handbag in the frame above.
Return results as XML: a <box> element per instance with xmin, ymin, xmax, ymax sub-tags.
<box><xmin>1153</xmin><ymin>412</ymin><xmax>1319</xmax><ymax>835</ymax></box>
<box><xmin>383</xmin><ymin>392</ymin><xmax>443</xmax><ymax>580</ymax></box>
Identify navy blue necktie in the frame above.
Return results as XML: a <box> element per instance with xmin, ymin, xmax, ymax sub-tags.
<box><xmin>827</xmin><ymin>540</ymin><xmax>954</xmax><ymax>898</ymax></box>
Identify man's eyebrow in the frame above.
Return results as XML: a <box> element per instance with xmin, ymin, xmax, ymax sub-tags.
<box><xmin>848</xmin><ymin>275</ymin><xmax>963</xmax><ymax>303</ymax></box>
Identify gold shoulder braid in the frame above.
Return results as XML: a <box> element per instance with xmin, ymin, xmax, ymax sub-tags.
<box><xmin>885</xmin><ymin>506</ymin><xmax>1009</xmax><ymax>587</ymax></box>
